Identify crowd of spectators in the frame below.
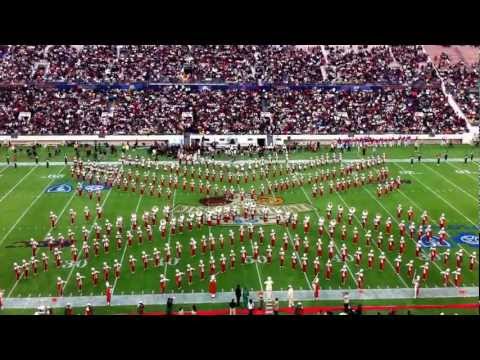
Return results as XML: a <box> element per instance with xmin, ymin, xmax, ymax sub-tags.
<box><xmin>0</xmin><ymin>45</ymin><xmax>326</xmax><ymax>84</ymax></box>
<box><xmin>435</xmin><ymin>52</ymin><xmax>479</xmax><ymax>122</ymax></box>
<box><xmin>0</xmin><ymin>85</ymin><xmax>467</xmax><ymax>135</ymax></box>
<box><xmin>323</xmin><ymin>45</ymin><xmax>437</xmax><ymax>84</ymax></box>
<box><xmin>0</xmin><ymin>45</ymin><xmax>475</xmax><ymax>135</ymax></box>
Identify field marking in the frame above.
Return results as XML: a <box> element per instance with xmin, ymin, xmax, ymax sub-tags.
<box><xmin>334</xmin><ymin>189</ymin><xmax>409</xmax><ymax>288</ymax></box>
<box><xmin>0</xmin><ymin>166</ymin><xmax>38</xmax><ymax>205</ymax></box>
<box><xmin>6</xmin><ymin>184</ymin><xmax>77</xmax><ymax>298</ymax></box>
<box><xmin>394</xmin><ymin>185</ymin><xmax>475</xmax><ymax>258</ymax></box>
<box><xmin>246</xmin><ymin>227</ymin><xmax>265</xmax><ymax>292</ymax></box>
<box><xmin>0</xmin><ymin>166</ymin><xmax>66</xmax><ymax>250</ymax></box>
<box><xmin>268</xmin><ymin>180</ymin><xmax>311</xmax><ymax>291</ymax></box>
<box><xmin>298</xmin><ymin>185</ymin><xmax>357</xmax><ymax>284</ymax></box>
<box><xmin>63</xmin><ymin>187</ymin><xmax>114</xmax><ymax>291</ymax></box>
<box><xmin>362</xmin><ymin>187</ymin><xmax>456</xmax><ymax>287</ymax></box>
<box><xmin>421</xmin><ymin>163</ymin><xmax>477</xmax><ymax>202</ymax></box>
<box><xmin>112</xmin><ymin>195</ymin><xmax>143</xmax><ymax>295</ymax></box>
<box><xmin>163</xmin><ymin>189</ymin><xmax>177</xmax><ymax>277</ymax></box>
<box><xmin>444</xmin><ymin>161</ymin><xmax>478</xmax><ymax>182</ymax></box>
<box><xmin>393</xmin><ymin>163</ymin><xmax>477</xmax><ymax>227</ymax></box>
<box><xmin>0</xmin><ymin>166</ymin><xmax>9</xmax><ymax>175</ymax></box>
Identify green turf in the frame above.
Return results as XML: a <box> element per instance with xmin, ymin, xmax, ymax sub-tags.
<box><xmin>0</xmin><ymin>144</ymin><xmax>478</xmax><ymax>314</ymax></box>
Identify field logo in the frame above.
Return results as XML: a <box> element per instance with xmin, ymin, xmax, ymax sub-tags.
<box><xmin>453</xmin><ymin>233</ymin><xmax>479</xmax><ymax>248</ymax></box>
<box><xmin>46</xmin><ymin>183</ymin><xmax>72</xmax><ymax>193</ymax></box>
<box><xmin>419</xmin><ymin>235</ymin><xmax>451</xmax><ymax>248</ymax></box>
<box><xmin>199</xmin><ymin>196</ymin><xmax>232</xmax><ymax>207</ymax></box>
<box><xmin>257</xmin><ymin>195</ymin><xmax>284</xmax><ymax>206</ymax></box>
<box><xmin>82</xmin><ymin>184</ymin><xmax>109</xmax><ymax>192</ymax></box>
<box><xmin>234</xmin><ymin>217</ymin><xmax>261</xmax><ymax>225</ymax></box>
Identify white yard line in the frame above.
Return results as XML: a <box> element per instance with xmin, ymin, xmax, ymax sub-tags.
<box><xmin>163</xmin><ymin>190</ymin><xmax>177</xmax><ymax>276</ymax></box>
<box><xmin>0</xmin><ymin>166</ymin><xmax>66</xmax><ymax>249</ymax></box>
<box><xmin>394</xmin><ymin>185</ymin><xmax>475</xmax><ymax>258</ymax></box>
<box><xmin>112</xmin><ymin>195</ymin><xmax>143</xmax><ymax>294</ymax></box>
<box><xmin>393</xmin><ymin>162</ymin><xmax>477</xmax><ymax>227</ymax></box>
<box><xmin>6</xmin><ymin>186</ymin><xmax>77</xmax><ymax>298</ymax></box>
<box><xmin>421</xmin><ymin>163</ymin><xmax>477</xmax><ymax>202</ymax></box>
<box><xmin>0</xmin><ymin>166</ymin><xmax>9</xmax><ymax>175</ymax></box>
<box><xmin>63</xmin><ymin>188</ymin><xmax>114</xmax><ymax>290</ymax></box>
<box><xmin>298</xmin><ymin>185</ymin><xmax>357</xmax><ymax>284</ymax></box>
<box><xmin>0</xmin><ymin>166</ymin><xmax>38</xmax><ymax>204</ymax></box>
<box><xmin>361</xmin><ymin>187</ymin><xmax>456</xmax><ymax>287</ymax></box>
<box><xmin>334</xmin><ymin>190</ymin><xmax>409</xmax><ymax>287</ymax></box>
<box><xmin>246</xmin><ymin>227</ymin><xmax>264</xmax><ymax>292</ymax></box>
<box><xmin>267</xmin><ymin>180</ymin><xmax>311</xmax><ymax>291</ymax></box>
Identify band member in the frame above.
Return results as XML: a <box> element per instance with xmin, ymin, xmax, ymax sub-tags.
<box><xmin>379</xmin><ymin>252</ymin><xmax>386</xmax><ymax>271</ymax></box>
<box><xmin>413</xmin><ymin>276</ymin><xmax>421</xmax><ymax>299</ymax></box>
<box><xmin>406</xmin><ymin>260</ymin><xmax>414</xmax><ymax>278</ymax></box>
<box><xmin>76</xmin><ymin>272</ymin><xmax>85</xmax><ymax>291</ymax></box>
<box><xmin>420</xmin><ymin>262</ymin><xmax>430</xmax><ymax>281</ymax></box>
<box><xmin>129</xmin><ymin>255</ymin><xmax>137</xmax><ymax>273</ymax></box>
<box><xmin>56</xmin><ymin>277</ymin><xmax>65</xmax><ymax>297</ymax></box>
<box><xmin>469</xmin><ymin>252</ymin><xmax>477</xmax><ymax>271</ymax></box>
<box><xmin>279</xmin><ymin>249</ymin><xmax>285</xmax><ymax>267</ymax></box>
<box><xmin>452</xmin><ymin>267</ymin><xmax>462</xmax><ymax>287</ymax></box>
<box><xmin>325</xmin><ymin>259</ymin><xmax>333</xmax><ymax>280</ymax></box>
<box><xmin>312</xmin><ymin>277</ymin><xmax>320</xmax><ymax>299</ymax></box>
<box><xmin>441</xmin><ymin>268</ymin><xmax>451</xmax><ymax>287</ymax></box>
<box><xmin>209</xmin><ymin>275</ymin><xmax>217</xmax><ymax>298</ymax></box>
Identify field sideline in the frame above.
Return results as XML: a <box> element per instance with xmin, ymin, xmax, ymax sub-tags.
<box><xmin>0</xmin><ymin>144</ymin><xmax>478</xmax><ymax>314</ymax></box>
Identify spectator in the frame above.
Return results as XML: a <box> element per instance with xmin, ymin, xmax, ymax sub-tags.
<box><xmin>235</xmin><ymin>285</ymin><xmax>242</xmax><ymax>306</ymax></box>
<box><xmin>229</xmin><ymin>299</ymin><xmax>236</xmax><ymax>315</ymax></box>
<box><xmin>247</xmin><ymin>299</ymin><xmax>254</xmax><ymax>315</ymax></box>
<box><xmin>258</xmin><ymin>295</ymin><xmax>265</xmax><ymax>311</ymax></box>
<box><xmin>166</xmin><ymin>297</ymin><xmax>174</xmax><ymax>316</ymax></box>
<box><xmin>242</xmin><ymin>287</ymin><xmax>249</xmax><ymax>308</ymax></box>
<box><xmin>84</xmin><ymin>303</ymin><xmax>93</xmax><ymax>315</ymax></box>
<box><xmin>64</xmin><ymin>303</ymin><xmax>73</xmax><ymax>316</ymax></box>
<box><xmin>294</xmin><ymin>302</ymin><xmax>304</xmax><ymax>315</ymax></box>
<box><xmin>137</xmin><ymin>301</ymin><xmax>145</xmax><ymax>315</ymax></box>
<box><xmin>343</xmin><ymin>292</ymin><xmax>350</xmax><ymax>312</ymax></box>
<box><xmin>191</xmin><ymin>305</ymin><xmax>197</xmax><ymax>315</ymax></box>
<box><xmin>273</xmin><ymin>298</ymin><xmax>280</xmax><ymax>315</ymax></box>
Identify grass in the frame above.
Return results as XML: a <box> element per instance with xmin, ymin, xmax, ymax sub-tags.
<box><xmin>0</xmin><ymin>144</ymin><xmax>478</xmax><ymax>315</ymax></box>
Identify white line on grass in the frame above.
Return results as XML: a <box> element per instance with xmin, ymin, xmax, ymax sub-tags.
<box><xmin>0</xmin><ymin>166</ymin><xmax>38</xmax><ymax>204</ymax></box>
<box><xmin>298</xmin><ymin>184</ymin><xmax>357</xmax><ymax>284</ymax></box>
<box><xmin>163</xmin><ymin>189</ymin><xmax>177</xmax><ymax>276</ymax></box>
<box><xmin>334</xmin><ymin>189</ymin><xmax>409</xmax><ymax>287</ymax></box>
<box><xmin>6</xmin><ymin>185</ymin><xmax>77</xmax><ymax>298</ymax></box>
<box><xmin>268</xmin><ymin>180</ymin><xmax>311</xmax><ymax>290</ymax></box>
<box><xmin>0</xmin><ymin>166</ymin><xmax>9</xmax><ymax>175</ymax></box>
<box><xmin>361</xmin><ymin>187</ymin><xmax>456</xmax><ymax>287</ymax></box>
<box><xmin>0</xmin><ymin>166</ymin><xmax>66</xmax><ymax>249</ymax></box>
<box><xmin>394</xmin><ymin>186</ymin><xmax>475</xmax><ymax>258</ymax></box>
<box><xmin>111</xmin><ymin>195</ymin><xmax>143</xmax><ymax>294</ymax></box>
<box><xmin>421</xmin><ymin>163</ymin><xmax>477</xmax><ymax>202</ymax></box>
<box><xmin>393</xmin><ymin>162</ymin><xmax>477</xmax><ymax>227</ymax></box>
<box><xmin>63</xmin><ymin>187</ymin><xmax>114</xmax><ymax>291</ymax></box>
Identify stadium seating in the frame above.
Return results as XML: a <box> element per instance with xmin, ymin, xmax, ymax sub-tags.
<box><xmin>0</xmin><ymin>45</ymin><xmax>477</xmax><ymax>135</ymax></box>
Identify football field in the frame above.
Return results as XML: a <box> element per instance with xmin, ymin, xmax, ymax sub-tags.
<box><xmin>0</xmin><ymin>144</ymin><xmax>478</xmax><ymax>314</ymax></box>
